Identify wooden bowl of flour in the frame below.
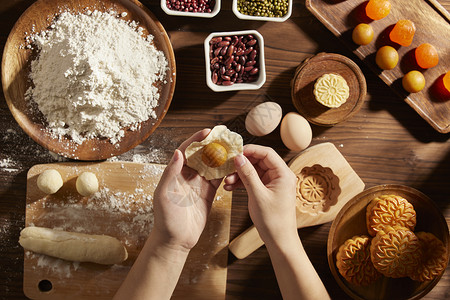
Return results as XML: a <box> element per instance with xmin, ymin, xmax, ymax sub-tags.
<box><xmin>1</xmin><ymin>0</ymin><xmax>176</xmax><ymax>160</ymax></box>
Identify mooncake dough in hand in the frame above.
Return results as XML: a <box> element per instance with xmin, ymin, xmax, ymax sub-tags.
<box><xmin>336</xmin><ymin>235</ymin><xmax>381</xmax><ymax>285</ymax></box>
<box><xmin>185</xmin><ymin>125</ymin><xmax>243</xmax><ymax>180</ymax></box>
<box><xmin>366</xmin><ymin>194</ymin><xmax>416</xmax><ymax>237</ymax></box>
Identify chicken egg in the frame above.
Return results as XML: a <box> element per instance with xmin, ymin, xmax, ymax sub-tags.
<box><xmin>280</xmin><ymin>112</ymin><xmax>312</xmax><ymax>151</ymax></box>
<box><xmin>245</xmin><ymin>102</ymin><xmax>282</xmax><ymax>136</ymax></box>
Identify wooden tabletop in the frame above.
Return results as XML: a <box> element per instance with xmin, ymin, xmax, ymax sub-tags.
<box><xmin>0</xmin><ymin>0</ymin><xmax>449</xmax><ymax>299</ymax></box>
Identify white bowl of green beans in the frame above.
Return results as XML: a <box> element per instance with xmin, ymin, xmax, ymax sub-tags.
<box><xmin>232</xmin><ymin>0</ymin><xmax>292</xmax><ymax>22</ymax></box>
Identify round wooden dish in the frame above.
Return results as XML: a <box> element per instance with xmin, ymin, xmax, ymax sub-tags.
<box><xmin>1</xmin><ymin>0</ymin><xmax>176</xmax><ymax>160</ymax></box>
<box><xmin>291</xmin><ymin>52</ymin><xmax>366</xmax><ymax>126</ymax></box>
<box><xmin>328</xmin><ymin>185</ymin><xmax>449</xmax><ymax>300</ymax></box>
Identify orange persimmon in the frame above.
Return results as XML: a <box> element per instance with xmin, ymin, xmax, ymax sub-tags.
<box><xmin>390</xmin><ymin>20</ymin><xmax>416</xmax><ymax>47</ymax></box>
<box><xmin>415</xmin><ymin>43</ymin><xmax>439</xmax><ymax>69</ymax></box>
<box><xmin>366</xmin><ymin>0</ymin><xmax>391</xmax><ymax>20</ymax></box>
<box><xmin>444</xmin><ymin>71</ymin><xmax>450</xmax><ymax>93</ymax></box>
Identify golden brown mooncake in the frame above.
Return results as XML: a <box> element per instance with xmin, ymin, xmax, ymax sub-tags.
<box><xmin>366</xmin><ymin>194</ymin><xmax>416</xmax><ymax>237</ymax></box>
<box><xmin>410</xmin><ymin>232</ymin><xmax>449</xmax><ymax>282</ymax></box>
<box><xmin>370</xmin><ymin>226</ymin><xmax>422</xmax><ymax>278</ymax></box>
<box><xmin>336</xmin><ymin>235</ymin><xmax>381</xmax><ymax>285</ymax></box>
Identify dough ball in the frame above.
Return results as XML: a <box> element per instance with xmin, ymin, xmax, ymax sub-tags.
<box><xmin>37</xmin><ymin>169</ymin><xmax>63</xmax><ymax>194</ymax></box>
<box><xmin>76</xmin><ymin>172</ymin><xmax>99</xmax><ymax>196</ymax></box>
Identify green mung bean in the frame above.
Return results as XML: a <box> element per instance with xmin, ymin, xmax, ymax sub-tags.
<box><xmin>237</xmin><ymin>0</ymin><xmax>288</xmax><ymax>18</ymax></box>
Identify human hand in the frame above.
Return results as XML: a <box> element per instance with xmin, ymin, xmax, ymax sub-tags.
<box><xmin>153</xmin><ymin>129</ymin><xmax>222</xmax><ymax>251</ymax></box>
<box><xmin>224</xmin><ymin>145</ymin><xmax>297</xmax><ymax>245</ymax></box>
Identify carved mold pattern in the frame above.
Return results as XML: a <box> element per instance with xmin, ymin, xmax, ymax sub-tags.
<box><xmin>296</xmin><ymin>164</ymin><xmax>341</xmax><ymax>215</ymax></box>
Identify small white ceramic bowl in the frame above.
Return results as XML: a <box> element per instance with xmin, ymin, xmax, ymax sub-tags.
<box><xmin>161</xmin><ymin>0</ymin><xmax>220</xmax><ymax>18</ymax></box>
<box><xmin>204</xmin><ymin>30</ymin><xmax>266</xmax><ymax>92</ymax></box>
<box><xmin>231</xmin><ymin>0</ymin><xmax>292</xmax><ymax>22</ymax></box>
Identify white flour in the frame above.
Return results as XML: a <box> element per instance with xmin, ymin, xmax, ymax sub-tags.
<box><xmin>25</xmin><ymin>10</ymin><xmax>168</xmax><ymax>144</ymax></box>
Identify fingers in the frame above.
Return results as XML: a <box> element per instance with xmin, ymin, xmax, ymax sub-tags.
<box><xmin>234</xmin><ymin>154</ymin><xmax>265</xmax><ymax>194</ymax></box>
<box><xmin>159</xmin><ymin>149</ymin><xmax>184</xmax><ymax>185</ymax></box>
<box><xmin>243</xmin><ymin>144</ymin><xmax>288</xmax><ymax>172</ymax></box>
<box><xmin>178</xmin><ymin>128</ymin><xmax>211</xmax><ymax>154</ymax></box>
<box><xmin>223</xmin><ymin>180</ymin><xmax>243</xmax><ymax>191</ymax></box>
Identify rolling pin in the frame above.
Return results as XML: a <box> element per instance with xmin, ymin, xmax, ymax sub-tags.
<box><xmin>229</xmin><ymin>200</ymin><xmax>342</xmax><ymax>259</ymax></box>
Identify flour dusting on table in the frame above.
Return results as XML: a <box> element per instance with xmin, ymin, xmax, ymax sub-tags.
<box><xmin>25</xmin><ymin>10</ymin><xmax>168</xmax><ymax>144</ymax></box>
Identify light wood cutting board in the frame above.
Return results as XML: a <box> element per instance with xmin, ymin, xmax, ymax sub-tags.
<box><xmin>306</xmin><ymin>0</ymin><xmax>450</xmax><ymax>133</ymax></box>
<box><xmin>23</xmin><ymin>162</ymin><xmax>232</xmax><ymax>300</ymax></box>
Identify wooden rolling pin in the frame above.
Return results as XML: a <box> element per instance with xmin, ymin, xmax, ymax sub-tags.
<box><xmin>229</xmin><ymin>143</ymin><xmax>365</xmax><ymax>259</ymax></box>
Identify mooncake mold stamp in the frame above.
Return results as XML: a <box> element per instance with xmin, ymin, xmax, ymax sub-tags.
<box><xmin>185</xmin><ymin>125</ymin><xmax>243</xmax><ymax>180</ymax></box>
<box><xmin>370</xmin><ymin>226</ymin><xmax>422</xmax><ymax>278</ymax></box>
<box><xmin>296</xmin><ymin>164</ymin><xmax>340</xmax><ymax>215</ymax></box>
<box><xmin>410</xmin><ymin>232</ymin><xmax>449</xmax><ymax>282</ymax></box>
<box><xmin>336</xmin><ymin>235</ymin><xmax>381</xmax><ymax>286</ymax></box>
<box><xmin>366</xmin><ymin>194</ymin><xmax>416</xmax><ymax>237</ymax></box>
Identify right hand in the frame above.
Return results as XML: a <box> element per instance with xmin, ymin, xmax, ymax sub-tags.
<box><xmin>224</xmin><ymin>145</ymin><xmax>298</xmax><ymax>245</ymax></box>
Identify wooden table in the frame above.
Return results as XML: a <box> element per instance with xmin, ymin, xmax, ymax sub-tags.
<box><xmin>0</xmin><ymin>0</ymin><xmax>449</xmax><ymax>299</ymax></box>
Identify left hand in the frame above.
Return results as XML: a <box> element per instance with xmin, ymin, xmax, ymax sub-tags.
<box><xmin>152</xmin><ymin>129</ymin><xmax>222</xmax><ymax>251</ymax></box>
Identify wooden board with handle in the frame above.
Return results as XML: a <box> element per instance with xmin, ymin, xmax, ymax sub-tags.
<box><xmin>228</xmin><ymin>143</ymin><xmax>365</xmax><ymax>259</ymax></box>
<box><xmin>23</xmin><ymin>162</ymin><xmax>232</xmax><ymax>299</ymax></box>
<box><xmin>306</xmin><ymin>0</ymin><xmax>450</xmax><ymax>133</ymax></box>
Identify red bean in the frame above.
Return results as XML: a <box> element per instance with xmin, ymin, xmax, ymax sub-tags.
<box><xmin>167</xmin><ymin>0</ymin><xmax>216</xmax><ymax>13</ymax></box>
<box><xmin>209</xmin><ymin>34</ymin><xmax>260</xmax><ymax>86</ymax></box>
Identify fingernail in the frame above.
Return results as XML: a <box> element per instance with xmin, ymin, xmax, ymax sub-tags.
<box><xmin>173</xmin><ymin>149</ymin><xmax>181</xmax><ymax>161</ymax></box>
<box><xmin>235</xmin><ymin>154</ymin><xmax>246</xmax><ymax>167</ymax></box>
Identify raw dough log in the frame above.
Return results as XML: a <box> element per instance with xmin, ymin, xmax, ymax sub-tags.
<box><xmin>19</xmin><ymin>227</ymin><xmax>128</xmax><ymax>265</ymax></box>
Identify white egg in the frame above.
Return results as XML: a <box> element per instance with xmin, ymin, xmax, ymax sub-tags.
<box><xmin>280</xmin><ymin>112</ymin><xmax>312</xmax><ymax>151</ymax></box>
<box><xmin>245</xmin><ymin>102</ymin><xmax>282</xmax><ymax>137</ymax></box>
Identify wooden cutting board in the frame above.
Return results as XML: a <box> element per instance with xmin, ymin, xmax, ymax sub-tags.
<box><xmin>306</xmin><ymin>0</ymin><xmax>450</xmax><ymax>133</ymax></box>
<box><xmin>23</xmin><ymin>162</ymin><xmax>232</xmax><ymax>300</ymax></box>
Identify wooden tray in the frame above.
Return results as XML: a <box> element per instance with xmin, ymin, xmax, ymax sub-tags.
<box><xmin>291</xmin><ymin>53</ymin><xmax>367</xmax><ymax>126</ymax></box>
<box><xmin>306</xmin><ymin>0</ymin><xmax>450</xmax><ymax>133</ymax></box>
<box><xmin>23</xmin><ymin>162</ymin><xmax>231</xmax><ymax>300</ymax></box>
<box><xmin>328</xmin><ymin>185</ymin><xmax>449</xmax><ymax>300</ymax></box>
<box><xmin>1</xmin><ymin>0</ymin><xmax>176</xmax><ymax>160</ymax></box>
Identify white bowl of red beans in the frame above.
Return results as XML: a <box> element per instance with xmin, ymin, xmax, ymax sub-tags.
<box><xmin>161</xmin><ymin>0</ymin><xmax>220</xmax><ymax>18</ymax></box>
<box><xmin>204</xmin><ymin>30</ymin><xmax>266</xmax><ymax>92</ymax></box>
<box><xmin>232</xmin><ymin>0</ymin><xmax>292</xmax><ymax>22</ymax></box>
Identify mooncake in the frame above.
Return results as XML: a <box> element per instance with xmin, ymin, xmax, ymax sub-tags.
<box><xmin>313</xmin><ymin>73</ymin><xmax>349</xmax><ymax>108</ymax></box>
<box><xmin>410</xmin><ymin>232</ymin><xmax>448</xmax><ymax>282</ymax></box>
<box><xmin>370</xmin><ymin>226</ymin><xmax>422</xmax><ymax>278</ymax></box>
<box><xmin>366</xmin><ymin>194</ymin><xmax>416</xmax><ymax>237</ymax></box>
<box><xmin>336</xmin><ymin>235</ymin><xmax>381</xmax><ymax>285</ymax></box>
